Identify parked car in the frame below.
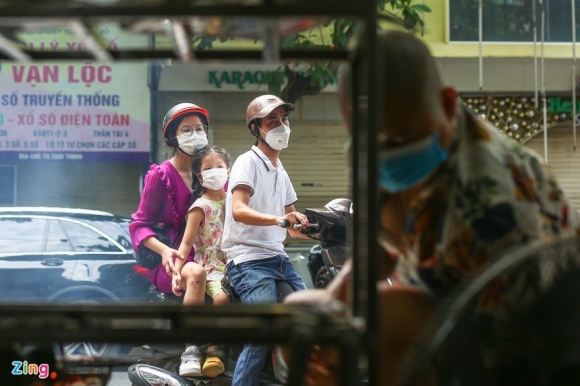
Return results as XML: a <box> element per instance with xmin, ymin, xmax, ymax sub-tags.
<box><xmin>0</xmin><ymin>206</ymin><xmax>155</xmax><ymax>304</ymax></box>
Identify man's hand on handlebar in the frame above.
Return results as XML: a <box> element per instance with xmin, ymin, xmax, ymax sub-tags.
<box><xmin>278</xmin><ymin>216</ymin><xmax>321</xmax><ymax>235</ymax></box>
<box><xmin>278</xmin><ymin>211</ymin><xmax>311</xmax><ymax>239</ymax></box>
<box><xmin>277</xmin><ymin>211</ymin><xmax>309</xmax><ymax>229</ymax></box>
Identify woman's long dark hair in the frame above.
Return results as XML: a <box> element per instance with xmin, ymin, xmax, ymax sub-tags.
<box><xmin>191</xmin><ymin>145</ymin><xmax>232</xmax><ymax>202</ymax></box>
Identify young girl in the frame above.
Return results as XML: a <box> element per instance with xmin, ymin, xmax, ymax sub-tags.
<box><xmin>172</xmin><ymin>145</ymin><xmax>231</xmax><ymax>377</ymax></box>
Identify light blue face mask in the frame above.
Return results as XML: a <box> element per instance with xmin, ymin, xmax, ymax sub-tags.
<box><xmin>379</xmin><ymin>131</ymin><xmax>448</xmax><ymax>193</ymax></box>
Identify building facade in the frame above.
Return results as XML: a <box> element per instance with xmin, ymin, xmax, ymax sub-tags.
<box><xmin>3</xmin><ymin>1</ymin><xmax>579</xmax><ymax>214</ymax></box>
<box><xmin>424</xmin><ymin>1</ymin><xmax>580</xmax><ymax>207</ymax></box>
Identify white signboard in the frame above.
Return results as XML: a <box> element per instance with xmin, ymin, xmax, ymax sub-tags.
<box><xmin>0</xmin><ymin>61</ymin><xmax>150</xmax><ymax>162</ymax></box>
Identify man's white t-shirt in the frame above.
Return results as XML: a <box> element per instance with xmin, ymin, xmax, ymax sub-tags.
<box><xmin>221</xmin><ymin>146</ymin><xmax>298</xmax><ymax>265</ymax></box>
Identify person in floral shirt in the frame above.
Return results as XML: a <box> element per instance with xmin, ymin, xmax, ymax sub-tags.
<box><xmin>375</xmin><ymin>29</ymin><xmax>580</xmax><ymax>385</ymax></box>
<box><xmin>285</xmin><ymin>29</ymin><xmax>580</xmax><ymax>386</ymax></box>
<box><xmin>173</xmin><ymin>145</ymin><xmax>232</xmax><ymax>378</ymax></box>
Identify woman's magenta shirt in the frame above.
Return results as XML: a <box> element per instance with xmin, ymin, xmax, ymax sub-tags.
<box><xmin>130</xmin><ymin>160</ymin><xmax>195</xmax><ymax>286</ymax></box>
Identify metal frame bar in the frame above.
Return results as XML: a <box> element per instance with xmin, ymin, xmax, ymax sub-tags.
<box><xmin>0</xmin><ymin>2</ymin><xmax>369</xmax><ymax>18</ymax></box>
<box><xmin>349</xmin><ymin>11</ymin><xmax>380</xmax><ymax>384</ymax></box>
<box><xmin>0</xmin><ymin>33</ymin><xmax>31</xmax><ymax>61</ymax></box>
<box><xmin>0</xmin><ymin>48</ymin><xmax>352</xmax><ymax>61</ymax></box>
<box><xmin>0</xmin><ymin>303</ymin><xmax>361</xmax><ymax>385</ymax></box>
<box><xmin>0</xmin><ymin>0</ymin><xmax>380</xmax><ymax>384</ymax></box>
<box><xmin>66</xmin><ymin>19</ymin><xmax>113</xmax><ymax>61</ymax></box>
<box><xmin>167</xmin><ymin>20</ymin><xmax>195</xmax><ymax>62</ymax></box>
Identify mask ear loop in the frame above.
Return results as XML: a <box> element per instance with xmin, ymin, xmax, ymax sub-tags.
<box><xmin>258</xmin><ymin>125</ymin><xmax>277</xmax><ymax>151</ymax></box>
<box><xmin>175</xmin><ymin>134</ymin><xmax>195</xmax><ymax>157</ymax></box>
<box><xmin>258</xmin><ymin>126</ymin><xmax>268</xmax><ymax>141</ymax></box>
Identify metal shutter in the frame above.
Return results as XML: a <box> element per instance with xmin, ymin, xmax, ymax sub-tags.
<box><xmin>213</xmin><ymin>122</ymin><xmax>350</xmax><ymax>213</ymax></box>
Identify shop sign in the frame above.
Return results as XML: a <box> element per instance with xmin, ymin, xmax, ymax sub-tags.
<box><xmin>208</xmin><ymin>69</ymin><xmax>336</xmax><ymax>90</ymax></box>
<box><xmin>159</xmin><ymin>64</ymin><xmax>339</xmax><ymax>92</ymax></box>
<box><xmin>208</xmin><ymin>70</ymin><xmax>267</xmax><ymax>90</ymax></box>
<box><xmin>548</xmin><ymin>96</ymin><xmax>580</xmax><ymax>114</ymax></box>
<box><xmin>0</xmin><ymin>62</ymin><xmax>150</xmax><ymax>163</ymax></box>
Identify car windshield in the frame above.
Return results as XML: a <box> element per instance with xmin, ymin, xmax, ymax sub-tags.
<box><xmin>83</xmin><ymin>218</ymin><xmax>133</xmax><ymax>252</ymax></box>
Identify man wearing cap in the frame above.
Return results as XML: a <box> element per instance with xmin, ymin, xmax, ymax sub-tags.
<box><xmin>221</xmin><ymin>94</ymin><xmax>310</xmax><ymax>386</ymax></box>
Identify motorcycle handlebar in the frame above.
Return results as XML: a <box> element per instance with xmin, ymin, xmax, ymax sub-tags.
<box><xmin>301</xmin><ymin>222</ymin><xmax>321</xmax><ymax>234</ymax></box>
<box><xmin>278</xmin><ymin>219</ymin><xmax>321</xmax><ymax>233</ymax></box>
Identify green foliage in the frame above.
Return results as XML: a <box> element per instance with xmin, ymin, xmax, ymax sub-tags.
<box><xmin>262</xmin><ymin>67</ymin><xmax>285</xmax><ymax>96</ymax></box>
<box><xmin>190</xmin><ymin>0</ymin><xmax>431</xmax><ymax>101</ymax></box>
<box><xmin>309</xmin><ymin>65</ymin><xmax>336</xmax><ymax>89</ymax></box>
<box><xmin>380</xmin><ymin>0</ymin><xmax>431</xmax><ymax>30</ymax></box>
<box><xmin>191</xmin><ymin>36</ymin><xmax>218</xmax><ymax>50</ymax></box>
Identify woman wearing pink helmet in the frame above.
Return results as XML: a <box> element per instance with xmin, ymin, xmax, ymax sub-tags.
<box><xmin>130</xmin><ymin>103</ymin><xmax>222</xmax><ymax>378</ymax></box>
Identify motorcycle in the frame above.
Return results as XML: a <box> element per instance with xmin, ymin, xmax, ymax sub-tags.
<box><xmin>128</xmin><ymin>197</ymin><xmax>352</xmax><ymax>385</ymax></box>
<box><xmin>128</xmin><ymin>285</ymin><xmax>292</xmax><ymax>386</ymax></box>
<box><xmin>305</xmin><ymin>198</ymin><xmax>351</xmax><ymax>289</ymax></box>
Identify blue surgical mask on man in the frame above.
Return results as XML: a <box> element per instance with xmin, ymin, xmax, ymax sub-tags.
<box><xmin>379</xmin><ymin>131</ymin><xmax>448</xmax><ymax>193</ymax></box>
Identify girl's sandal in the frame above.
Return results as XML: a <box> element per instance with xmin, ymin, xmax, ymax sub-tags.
<box><xmin>201</xmin><ymin>356</ymin><xmax>225</xmax><ymax>377</ymax></box>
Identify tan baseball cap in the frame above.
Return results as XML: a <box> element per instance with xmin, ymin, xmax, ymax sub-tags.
<box><xmin>246</xmin><ymin>95</ymin><xmax>295</xmax><ymax>128</ymax></box>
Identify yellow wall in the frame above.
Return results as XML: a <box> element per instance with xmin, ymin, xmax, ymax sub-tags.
<box><xmin>184</xmin><ymin>2</ymin><xmax>577</xmax><ymax>60</ymax></box>
<box><xmin>420</xmin><ymin>1</ymin><xmax>578</xmax><ymax>59</ymax></box>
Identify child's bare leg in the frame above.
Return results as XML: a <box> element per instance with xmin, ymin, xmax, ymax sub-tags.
<box><xmin>176</xmin><ymin>263</ymin><xmax>207</xmax><ymax>377</ymax></box>
<box><xmin>212</xmin><ymin>291</ymin><xmax>229</xmax><ymax>305</ymax></box>
<box><xmin>180</xmin><ymin>262</ymin><xmax>206</xmax><ymax>306</ymax></box>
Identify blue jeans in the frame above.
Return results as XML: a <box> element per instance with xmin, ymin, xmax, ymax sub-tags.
<box><xmin>226</xmin><ymin>255</ymin><xmax>307</xmax><ymax>386</ymax></box>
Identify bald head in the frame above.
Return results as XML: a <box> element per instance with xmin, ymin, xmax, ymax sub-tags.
<box><xmin>377</xmin><ymin>30</ymin><xmax>442</xmax><ymax>111</ymax></box>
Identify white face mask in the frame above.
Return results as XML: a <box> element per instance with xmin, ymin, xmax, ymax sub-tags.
<box><xmin>200</xmin><ymin>168</ymin><xmax>228</xmax><ymax>190</ymax></box>
<box><xmin>260</xmin><ymin>124</ymin><xmax>291</xmax><ymax>150</ymax></box>
<box><xmin>176</xmin><ymin>132</ymin><xmax>208</xmax><ymax>156</ymax></box>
